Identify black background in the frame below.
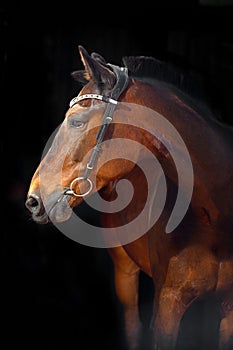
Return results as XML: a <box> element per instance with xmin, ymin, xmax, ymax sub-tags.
<box><xmin>2</xmin><ymin>1</ymin><xmax>233</xmax><ymax>349</ymax></box>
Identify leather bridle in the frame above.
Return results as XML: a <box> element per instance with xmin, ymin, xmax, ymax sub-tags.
<box><xmin>65</xmin><ymin>64</ymin><xmax>129</xmax><ymax>197</ymax></box>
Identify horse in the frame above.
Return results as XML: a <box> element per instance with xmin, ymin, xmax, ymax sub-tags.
<box><xmin>25</xmin><ymin>45</ymin><xmax>233</xmax><ymax>350</ymax></box>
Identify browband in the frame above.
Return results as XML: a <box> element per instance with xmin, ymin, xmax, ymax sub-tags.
<box><xmin>69</xmin><ymin>94</ymin><xmax>118</xmax><ymax>108</ymax></box>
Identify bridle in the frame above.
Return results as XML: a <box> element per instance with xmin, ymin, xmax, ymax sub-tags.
<box><xmin>64</xmin><ymin>64</ymin><xmax>129</xmax><ymax>197</ymax></box>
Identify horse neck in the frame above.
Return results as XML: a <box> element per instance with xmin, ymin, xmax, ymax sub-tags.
<box><xmin>127</xmin><ymin>80</ymin><xmax>233</xmax><ymax>218</ymax></box>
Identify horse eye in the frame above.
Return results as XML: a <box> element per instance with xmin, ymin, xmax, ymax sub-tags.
<box><xmin>70</xmin><ymin>119</ymin><xmax>86</xmax><ymax>129</ymax></box>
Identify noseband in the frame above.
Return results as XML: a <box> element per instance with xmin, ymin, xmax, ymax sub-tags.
<box><xmin>65</xmin><ymin>64</ymin><xmax>129</xmax><ymax>197</ymax></box>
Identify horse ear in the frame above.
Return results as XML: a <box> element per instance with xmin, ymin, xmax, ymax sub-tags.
<box><xmin>78</xmin><ymin>45</ymin><xmax>115</xmax><ymax>88</ymax></box>
<box><xmin>70</xmin><ymin>70</ymin><xmax>89</xmax><ymax>85</ymax></box>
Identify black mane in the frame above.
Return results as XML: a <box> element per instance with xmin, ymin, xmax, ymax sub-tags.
<box><xmin>122</xmin><ymin>55</ymin><xmax>206</xmax><ymax>103</ymax></box>
<box><xmin>122</xmin><ymin>55</ymin><xmax>229</xmax><ymax>125</ymax></box>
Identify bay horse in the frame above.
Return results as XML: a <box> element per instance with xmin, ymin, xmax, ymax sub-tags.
<box><xmin>25</xmin><ymin>45</ymin><xmax>233</xmax><ymax>350</ymax></box>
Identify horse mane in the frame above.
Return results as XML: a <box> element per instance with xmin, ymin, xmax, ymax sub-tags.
<box><xmin>122</xmin><ymin>55</ymin><xmax>207</xmax><ymax>102</ymax></box>
<box><xmin>122</xmin><ymin>55</ymin><xmax>231</xmax><ymax>126</ymax></box>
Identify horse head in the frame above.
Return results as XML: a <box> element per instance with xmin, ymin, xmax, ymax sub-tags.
<box><xmin>25</xmin><ymin>46</ymin><xmax>154</xmax><ymax>224</ymax></box>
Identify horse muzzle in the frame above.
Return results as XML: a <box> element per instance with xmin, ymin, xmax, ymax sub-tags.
<box><xmin>25</xmin><ymin>191</ymin><xmax>72</xmax><ymax>224</ymax></box>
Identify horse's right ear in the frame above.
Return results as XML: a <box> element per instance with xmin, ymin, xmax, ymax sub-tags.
<box><xmin>71</xmin><ymin>70</ymin><xmax>89</xmax><ymax>85</ymax></box>
<box><xmin>78</xmin><ymin>45</ymin><xmax>115</xmax><ymax>88</ymax></box>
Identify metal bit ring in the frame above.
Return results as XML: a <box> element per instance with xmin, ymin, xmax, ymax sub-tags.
<box><xmin>66</xmin><ymin>177</ymin><xmax>93</xmax><ymax>197</ymax></box>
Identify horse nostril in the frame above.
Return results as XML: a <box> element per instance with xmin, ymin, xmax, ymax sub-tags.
<box><xmin>26</xmin><ymin>196</ymin><xmax>38</xmax><ymax>207</ymax></box>
<box><xmin>25</xmin><ymin>194</ymin><xmax>42</xmax><ymax>215</ymax></box>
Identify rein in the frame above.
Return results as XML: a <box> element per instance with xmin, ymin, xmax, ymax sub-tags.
<box><xmin>65</xmin><ymin>64</ymin><xmax>129</xmax><ymax>197</ymax></box>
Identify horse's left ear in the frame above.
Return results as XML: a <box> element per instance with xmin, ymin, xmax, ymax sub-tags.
<box><xmin>78</xmin><ymin>45</ymin><xmax>116</xmax><ymax>88</ymax></box>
